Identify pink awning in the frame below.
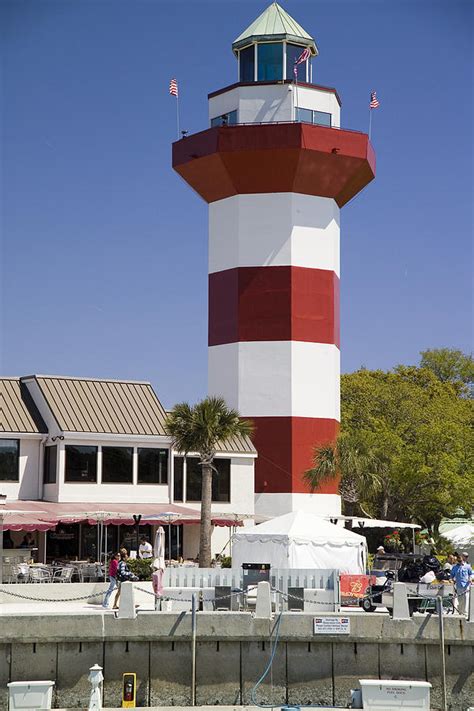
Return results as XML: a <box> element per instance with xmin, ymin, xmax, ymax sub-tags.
<box><xmin>1</xmin><ymin>501</ymin><xmax>243</xmax><ymax>529</ymax></box>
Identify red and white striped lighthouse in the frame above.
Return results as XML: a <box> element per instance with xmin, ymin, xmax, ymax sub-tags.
<box><xmin>173</xmin><ymin>3</ymin><xmax>375</xmax><ymax>518</ymax></box>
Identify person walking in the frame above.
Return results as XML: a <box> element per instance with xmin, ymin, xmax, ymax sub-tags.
<box><xmin>112</xmin><ymin>548</ymin><xmax>135</xmax><ymax>609</ymax></box>
<box><xmin>102</xmin><ymin>552</ymin><xmax>119</xmax><ymax>609</ymax></box>
<box><xmin>451</xmin><ymin>553</ymin><xmax>473</xmax><ymax>616</ymax></box>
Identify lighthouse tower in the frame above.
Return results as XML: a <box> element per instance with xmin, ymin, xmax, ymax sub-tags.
<box><xmin>173</xmin><ymin>3</ymin><xmax>375</xmax><ymax>518</ymax></box>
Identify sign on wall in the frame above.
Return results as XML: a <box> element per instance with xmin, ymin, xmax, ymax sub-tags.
<box><xmin>313</xmin><ymin>616</ymin><xmax>351</xmax><ymax>635</ymax></box>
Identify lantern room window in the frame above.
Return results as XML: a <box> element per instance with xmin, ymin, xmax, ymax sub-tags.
<box><xmin>257</xmin><ymin>43</ymin><xmax>283</xmax><ymax>81</ymax></box>
<box><xmin>239</xmin><ymin>45</ymin><xmax>255</xmax><ymax>82</ymax></box>
<box><xmin>286</xmin><ymin>43</ymin><xmax>308</xmax><ymax>82</ymax></box>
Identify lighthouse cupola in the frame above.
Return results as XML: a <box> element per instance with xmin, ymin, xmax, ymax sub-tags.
<box><xmin>232</xmin><ymin>1</ymin><xmax>318</xmax><ymax>84</ymax></box>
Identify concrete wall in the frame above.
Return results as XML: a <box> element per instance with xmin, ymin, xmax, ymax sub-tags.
<box><xmin>0</xmin><ymin>612</ymin><xmax>472</xmax><ymax>711</ymax></box>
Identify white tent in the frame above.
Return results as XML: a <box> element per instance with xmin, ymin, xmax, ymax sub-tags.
<box><xmin>231</xmin><ymin>511</ymin><xmax>368</xmax><ymax>574</ymax></box>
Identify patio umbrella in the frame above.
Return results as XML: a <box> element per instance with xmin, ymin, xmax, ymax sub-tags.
<box><xmin>153</xmin><ymin>526</ymin><xmax>166</xmax><ymax>567</ymax></box>
<box><xmin>146</xmin><ymin>512</ymin><xmax>180</xmax><ymax>564</ymax></box>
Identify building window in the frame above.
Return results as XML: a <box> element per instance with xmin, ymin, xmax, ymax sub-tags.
<box><xmin>212</xmin><ymin>458</ymin><xmax>231</xmax><ymax>502</ymax></box>
<box><xmin>257</xmin><ymin>42</ymin><xmax>283</xmax><ymax>81</ymax></box>
<box><xmin>239</xmin><ymin>45</ymin><xmax>254</xmax><ymax>82</ymax></box>
<box><xmin>296</xmin><ymin>107</ymin><xmax>332</xmax><ymax>127</ymax></box>
<box><xmin>43</xmin><ymin>445</ymin><xmax>57</xmax><ymax>484</ymax></box>
<box><xmin>186</xmin><ymin>457</ymin><xmax>231</xmax><ymax>503</ymax></box>
<box><xmin>173</xmin><ymin>456</ymin><xmax>184</xmax><ymax>501</ymax></box>
<box><xmin>0</xmin><ymin>439</ymin><xmax>19</xmax><ymax>481</ymax></box>
<box><xmin>286</xmin><ymin>43</ymin><xmax>307</xmax><ymax>82</ymax></box>
<box><xmin>102</xmin><ymin>446</ymin><xmax>133</xmax><ymax>483</ymax></box>
<box><xmin>138</xmin><ymin>448</ymin><xmax>168</xmax><ymax>484</ymax></box>
<box><xmin>65</xmin><ymin>445</ymin><xmax>97</xmax><ymax>482</ymax></box>
<box><xmin>211</xmin><ymin>109</ymin><xmax>237</xmax><ymax>127</ymax></box>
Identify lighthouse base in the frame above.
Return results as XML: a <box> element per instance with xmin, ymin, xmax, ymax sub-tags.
<box><xmin>255</xmin><ymin>492</ymin><xmax>342</xmax><ymax>520</ymax></box>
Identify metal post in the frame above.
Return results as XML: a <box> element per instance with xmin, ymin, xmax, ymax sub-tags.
<box><xmin>437</xmin><ymin>595</ymin><xmax>447</xmax><ymax>711</ymax></box>
<box><xmin>191</xmin><ymin>592</ymin><xmax>197</xmax><ymax>706</ymax></box>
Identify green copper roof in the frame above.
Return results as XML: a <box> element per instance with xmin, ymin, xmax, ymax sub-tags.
<box><xmin>232</xmin><ymin>2</ymin><xmax>318</xmax><ymax>56</ymax></box>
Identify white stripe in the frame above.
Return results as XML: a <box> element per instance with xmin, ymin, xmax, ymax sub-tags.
<box><xmin>208</xmin><ymin>341</ymin><xmax>340</xmax><ymax>420</ymax></box>
<box><xmin>209</xmin><ymin>193</ymin><xmax>340</xmax><ymax>276</ymax></box>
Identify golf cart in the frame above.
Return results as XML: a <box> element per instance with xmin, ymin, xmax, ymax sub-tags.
<box><xmin>360</xmin><ymin>553</ymin><xmax>445</xmax><ymax>613</ymax></box>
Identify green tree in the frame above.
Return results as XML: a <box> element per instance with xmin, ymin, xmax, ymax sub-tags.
<box><xmin>420</xmin><ymin>348</ymin><xmax>474</xmax><ymax>396</ymax></box>
<box><xmin>165</xmin><ymin>397</ymin><xmax>253</xmax><ymax>567</ymax></box>
<box><xmin>309</xmin><ymin>362</ymin><xmax>473</xmax><ymax>532</ymax></box>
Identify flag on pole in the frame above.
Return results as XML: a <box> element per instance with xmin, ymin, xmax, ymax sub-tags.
<box><xmin>169</xmin><ymin>78</ymin><xmax>178</xmax><ymax>97</ymax></box>
<box><xmin>293</xmin><ymin>47</ymin><xmax>311</xmax><ymax>78</ymax></box>
<box><xmin>369</xmin><ymin>91</ymin><xmax>380</xmax><ymax>108</ymax></box>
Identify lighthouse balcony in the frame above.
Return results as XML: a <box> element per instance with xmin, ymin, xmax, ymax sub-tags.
<box><xmin>172</xmin><ymin>117</ymin><xmax>375</xmax><ymax>208</ymax></box>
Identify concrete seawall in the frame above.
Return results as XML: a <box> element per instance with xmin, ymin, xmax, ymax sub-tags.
<box><xmin>1</xmin><ymin>612</ymin><xmax>473</xmax><ymax>711</ymax></box>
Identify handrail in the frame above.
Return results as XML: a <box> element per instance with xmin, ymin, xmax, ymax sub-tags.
<box><xmin>203</xmin><ymin>120</ymin><xmax>368</xmax><ymax>137</ymax></box>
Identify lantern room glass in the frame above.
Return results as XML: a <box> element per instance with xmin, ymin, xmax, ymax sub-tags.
<box><xmin>286</xmin><ymin>43</ymin><xmax>307</xmax><ymax>82</ymax></box>
<box><xmin>257</xmin><ymin>43</ymin><xmax>283</xmax><ymax>81</ymax></box>
<box><xmin>239</xmin><ymin>45</ymin><xmax>255</xmax><ymax>82</ymax></box>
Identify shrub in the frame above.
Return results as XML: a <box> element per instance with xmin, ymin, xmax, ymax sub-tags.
<box><xmin>128</xmin><ymin>558</ymin><xmax>153</xmax><ymax>581</ymax></box>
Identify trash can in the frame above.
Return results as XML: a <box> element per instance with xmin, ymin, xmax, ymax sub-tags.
<box><xmin>7</xmin><ymin>681</ymin><xmax>54</xmax><ymax>710</ymax></box>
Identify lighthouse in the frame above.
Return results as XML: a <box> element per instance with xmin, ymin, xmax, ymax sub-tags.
<box><xmin>173</xmin><ymin>3</ymin><xmax>375</xmax><ymax>519</ymax></box>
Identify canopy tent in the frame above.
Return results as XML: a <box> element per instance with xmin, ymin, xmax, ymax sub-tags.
<box><xmin>441</xmin><ymin>522</ymin><xmax>474</xmax><ymax>555</ymax></box>
<box><xmin>231</xmin><ymin>511</ymin><xmax>368</xmax><ymax>574</ymax></box>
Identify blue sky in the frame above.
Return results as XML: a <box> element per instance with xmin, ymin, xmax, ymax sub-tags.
<box><xmin>1</xmin><ymin>0</ymin><xmax>472</xmax><ymax>408</ymax></box>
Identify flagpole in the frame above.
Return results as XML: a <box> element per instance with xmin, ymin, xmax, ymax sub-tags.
<box><xmin>176</xmin><ymin>93</ymin><xmax>180</xmax><ymax>140</ymax></box>
<box><xmin>368</xmin><ymin>108</ymin><xmax>372</xmax><ymax>141</ymax></box>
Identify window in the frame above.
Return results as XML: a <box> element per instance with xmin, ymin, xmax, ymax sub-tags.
<box><xmin>0</xmin><ymin>439</ymin><xmax>19</xmax><ymax>481</ymax></box>
<box><xmin>211</xmin><ymin>110</ymin><xmax>237</xmax><ymax>127</ymax></box>
<box><xmin>257</xmin><ymin>43</ymin><xmax>283</xmax><ymax>81</ymax></box>
<box><xmin>239</xmin><ymin>45</ymin><xmax>254</xmax><ymax>82</ymax></box>
<box><xmin>313</xmin><ymin>110</ymin><xmax>332</xmax><ymax>127</ymax></box>
<box><xmin>186</xmin><ymin>457</ymin><xmax>231</xmax><ymax>503</ymax></box>
<box><xmin>286</xmin><ymin>43</ymin><xmax>307</xmax><ymax>82</ymax></box>
<box><xmin>296</xmin><ymin>107</ymin><xmax>313</xmax><ymax>124</ymax></box>
<box><xmin>102</xmin><ymin>446</ymin><xmax>133</xmax><ymax>483</ymax></box>
<box><xmin>296</xmin><ymin>108</ymin><xmax>332</xmax><ymax>127</ymax></box>
<box><xmin>138</xmin><ymin>448</ymin><xmax>168</xmax><ymax>484</ymax></box>
<box><xmin>212</xmin><ymin>458</ymin><xmax>231</xmax><ymax>502</ymax></box>
<box><xmin>43</xmin><ymin>445</ymin><xmax>57</xmax><ymax>484</ymax></box>
<box><xmin>173</xmin><ymin>456</ymin><xmax>184</xmax><ymax>501</ymax></box>
<box><xmin>65</xmin><ymin>445</ymin><xmax>97</xmax><ymax>482</ymax></box>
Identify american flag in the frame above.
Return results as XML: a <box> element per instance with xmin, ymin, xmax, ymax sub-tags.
<box><xmin>293</xmin><ymin>46</ymin><xmax>311</xmax><ymax>77</ymax></box>
<box><xmin>369</xmin><ymin>91</ymin><xmax>380</xmax><ymax>109</ymax></box>
<box><xmin>169</xmin><ymin>78</ymin><xmax>178</xmax><ymax>97</ymax></box>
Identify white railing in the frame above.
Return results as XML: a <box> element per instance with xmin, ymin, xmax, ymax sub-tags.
<box><xmin>163</xmin><ymin>567</ymin><xmax>337</xmax><ymax>591</ymax></box>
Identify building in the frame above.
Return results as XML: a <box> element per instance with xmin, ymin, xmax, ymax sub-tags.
<box><xmin>173</xmin><ymin>2</ymin><xmax>375</xmax><ymax>519</ymax></box>
<box><xmin>0</xmin><ymin>375</ymin><xmax>256</xmax><ymax>561</ymax></box>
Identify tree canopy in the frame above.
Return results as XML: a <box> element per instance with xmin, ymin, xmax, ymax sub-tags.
<box><xmin>165</xmin><ymin>396</ymin><xmax>253</xmax><ymax>567</ymax></box>
<box><xmin>305</xmin><ymin>350</ymin><xmax>474</xmax><ymax>532</ymax></box>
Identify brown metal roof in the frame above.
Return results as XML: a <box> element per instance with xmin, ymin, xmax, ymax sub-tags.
<box><xmin>29</xmin><ymin>375</ymin><xmax>168</xmax><ymax>436</ymax></box>
<box><xmin>215</xmin><ymin>432</ymin><xmax>257</xmax><ymax>455</ymax></box>
<box><xmin>1</xmin><ymin>378</ymin><xmax>47</xmax><ymax>434</ymax></box>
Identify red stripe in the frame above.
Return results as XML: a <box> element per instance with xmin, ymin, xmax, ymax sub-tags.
<box><xmin>209</xmin><ymin>266</ymin><xmax>340</xmax><ymax>347</ymax></box>
<box><xmin>250</xmin><ymin>416</ymin><xmax>340</xmax><ymax>494</ymax></box>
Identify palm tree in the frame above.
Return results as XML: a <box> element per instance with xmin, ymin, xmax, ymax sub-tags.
<box><xmin>303</xmin><ymin>434</ymin><xmax>381</xmax><ymax>517</ymax></box>
<box><xmin>165</xmin><ymin>397</ymin><xmax>254</xmax><ymax>567</ymax></box>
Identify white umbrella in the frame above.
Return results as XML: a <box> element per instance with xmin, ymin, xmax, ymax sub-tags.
<box><xmin>442</xmin><ymin>523</ymin><xmax>474</xmax><ymax>547</ymax></box>
<box><xmin>153</xmin><ymin>526</ymin><xmax>166</xmax><ymax>571</ymax></box>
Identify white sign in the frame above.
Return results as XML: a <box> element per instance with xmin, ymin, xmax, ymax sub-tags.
<box><xmin>313</xmin><ymin>616</ymin><xmax>350</xmax><ymax>635</ymax></box>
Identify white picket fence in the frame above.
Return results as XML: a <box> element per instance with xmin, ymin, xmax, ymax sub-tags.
<box><xmin>162</xmin><ymin>567</ymin><xmax>337</xmax><ymax>592</ymax></box>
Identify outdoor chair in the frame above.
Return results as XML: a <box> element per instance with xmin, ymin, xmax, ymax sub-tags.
<box><xmin>79</xmin><ymin>563</ymin><xmax>100</xmax><ymax>582</ymax></box>
<box><xmin>28</xmin><ymin>567</ymin><xmax>52</xmax><ymax>583</ymax></box>
<box><xmin>52</xmin><ymin>566</ymin><xmax>74</xmax><ymax>583</ymax></box>
<box><xmin>9</xmin><ymin>563</ymin><xmax>29</xmax><ymax>583</ymax></box>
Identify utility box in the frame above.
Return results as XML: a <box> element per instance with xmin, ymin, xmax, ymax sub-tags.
<box><xmin>7</xmin><ymin>681</ymin><xmax>54</xmax><ymax>710</ymax></box>
<box><xmin>359</xmin><ymin>679</ymin><xmax>431</xmax><ymax>710</ymax></box>
<box><xmin>242</xmin><ymin>563</ymin><xmax>270</xmax><ymax>591</ymax></box>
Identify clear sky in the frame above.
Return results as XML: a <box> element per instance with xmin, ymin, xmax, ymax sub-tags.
<box><xmin>1</xmin><ymin>0</ymin><xmax>472</xmax><ymax>408</ymax></box>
